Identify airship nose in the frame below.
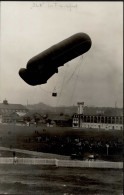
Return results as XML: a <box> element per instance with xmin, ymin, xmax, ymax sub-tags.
<box><xmin>19</xmin><ymin>68</ymin><xmax>35</xmax><ymax>86</ymax></box>
<box><xmin>19</xmin><ymin>68</ymin><xmax>46</xmax><ymax>86</ymax></box>
<box><xmin>19</xmin><ymin>68</ymin><xmax>27</xmax><ymax>80</ymax></box>
<box><xmin>19</xmin><ymin>68</ymin><xmax>25</xmax><ymax>77</ymax></box>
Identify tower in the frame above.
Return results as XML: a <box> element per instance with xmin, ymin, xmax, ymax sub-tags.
<box><xmin>77</xmin><ymin>102</ymin><xmax>84</xmax><ymax>114</ymax></box>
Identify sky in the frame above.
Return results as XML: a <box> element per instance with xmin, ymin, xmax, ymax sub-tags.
<box><xmin>0</xmin><ymin>1</ymin><xmax>123</xmax><ymax>107</ymax></box>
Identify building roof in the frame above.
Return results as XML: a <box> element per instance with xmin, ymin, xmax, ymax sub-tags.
<box><xmin>0</xmin><ymin>102</ymin><xmax>28</xmax><ymax>110</ymax></box>
<box><xmin>47</xmin><ymin>114</ymin><xmax>71</xmax><ymax>121</ymax></box>
<box><xmin>23</xmin><ymin>112</ymin><xmax>43</xmax><ymax>120</ymax></box>
<box><xmin>74</xmin><ymin>107</ymin><xmax>123</xmax><ymax>117</ymax></box>
<box><xmin>84</xmin><ymin>107</ymin><xmax>123</xmax><ymax>116</ymax></box>
<box><xmin>2</xmin><ymin>112</ymin><xmax>20</xmax><ymax>119</ymax></box>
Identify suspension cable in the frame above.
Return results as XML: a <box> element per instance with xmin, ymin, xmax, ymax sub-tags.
<box><xmin>38</xmin><ymin>53</ymin><xmax>88</xmax><ymax>107</ymax></box>
<box><xmin>56</xmin><ymin>55</ymin><xmax>84</xmax><ymax>106</ymax></box>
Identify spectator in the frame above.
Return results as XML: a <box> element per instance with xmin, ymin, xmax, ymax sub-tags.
<box><xmin>13</xmin><ymin>152</ymin><xmax>18</xmax><ymax>164</ymax></box>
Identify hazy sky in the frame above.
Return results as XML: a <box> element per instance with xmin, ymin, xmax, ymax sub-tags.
<box><xmin>0</xmin><ymin>1</ymin><xmax>123</xmax><ymax>107</ymax></box>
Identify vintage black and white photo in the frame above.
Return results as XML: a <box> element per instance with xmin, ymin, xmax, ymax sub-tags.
<box><xmin>0</xmin><ymin>1</ymin><xmax>123</xmax><ymax>194</ymax></box>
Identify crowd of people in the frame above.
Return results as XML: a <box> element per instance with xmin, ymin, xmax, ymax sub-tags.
<box><xmin>26</xmin><ymin>133</ymin><xmax>123</xmax><ymax>158</ymax></box>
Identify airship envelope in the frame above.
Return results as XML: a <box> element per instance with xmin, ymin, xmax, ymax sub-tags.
<box><xmin>19</xmin><ymin>33</ymin><xmax>92</xmax><ymax>86</ymax></box>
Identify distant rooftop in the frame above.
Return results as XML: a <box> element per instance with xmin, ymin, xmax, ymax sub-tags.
<box><xmin>77</xmin><ymin>107</ymin><xmax>123</xmax><ymax>117</ymax></box>
<box><xmin>3</xmin><ymin>99</ymin><xmax>8</xmax><ymax>105</ymax></box>
<box><xmin>0</xmin><ymin>99</ymin><xmax>28</xmax><ymax>111</ymax></box>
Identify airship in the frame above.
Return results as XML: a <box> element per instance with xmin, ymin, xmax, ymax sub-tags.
<box><xmin>19</xmin><ymin>32</ymin><xmax>92</xmax><ymax>86</ymax></box>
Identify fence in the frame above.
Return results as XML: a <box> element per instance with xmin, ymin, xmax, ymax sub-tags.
<box><xmin>0</xmin><ymin>158</ymin><xmax>123</xmax><ymax>169</ymax></box>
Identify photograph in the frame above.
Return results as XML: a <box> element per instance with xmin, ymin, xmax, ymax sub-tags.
<box><xmin>0</xmin><ymin>1</ymin><xmax>123</xmax><ymax>194</ymax></box>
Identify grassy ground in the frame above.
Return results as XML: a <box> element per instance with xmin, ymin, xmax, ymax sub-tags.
<box><xmin>0</xmin><ymin>124</ymin><xmax>123</xmax><ymax>140</ymax></box>
<box><xmin>0</xmin><ymin>124</ymin><xmax>123</xmax><ymax>194</ymax></box>
<box><xmin>0</xmin><ymin>164</ymin><xmax>123</xmax><ymax>195</ymax></box>
<box><xmin>0</xmin><ymin>124</ymin><xmax>123</xmax><ymax>161</ymax></box>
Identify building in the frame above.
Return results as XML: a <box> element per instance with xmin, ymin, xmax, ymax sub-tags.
<box><xmin>0</xmin><ymin>99</ymin><xmax>28</xmax><ymax>123</ymax></box>
<box><xmin>2</xmin><ymin>112</ymin><xmax>20</xmax><ymax>123</ymax></box>
<box><xmin>47</xmin><ymin>113</ymin><xmax>72</xmax><ymax>127</ymax></box>
<box><xmin>72</xmin><ymin>102</ymin><xmax>123</xmax><ymax>130</ymax></box>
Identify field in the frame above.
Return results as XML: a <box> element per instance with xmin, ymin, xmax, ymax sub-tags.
<box><xmin>0</xmin><ymin>123</ymin><xmax>123</xmax><ymax>145</ymax></box>
<box><xmin>0</xmin><ymin>124</ymin><xmax>123</xmax><ymax>194</ymax></box>
<box><xmin>0</xmin><ymin>165</ymin><xmax>123</xmax><ymax>195</ymax></box>
<box><xmin>0</xmin><ymin>124</ymin><xmax>123</xmax><ymax>161</ymax></box>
